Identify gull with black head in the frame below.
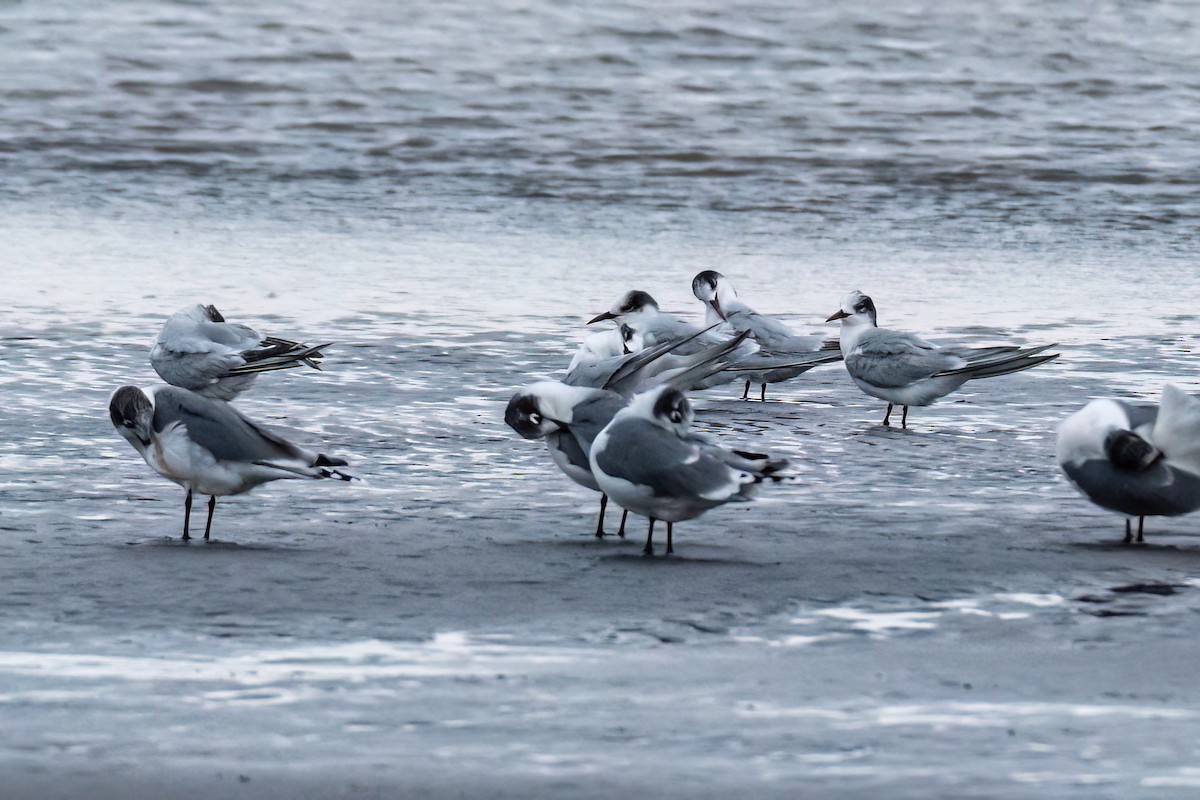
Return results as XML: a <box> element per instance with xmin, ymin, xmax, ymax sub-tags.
<box><xmin>589</xmin><ymin>385</ymin><xmax>787</xmax><ymax>555</ymax></box>
<box><xmin>1058</xmin><ymin>384</ymin><xmax>1200</xmax><ymax>543</ymax></box>
<box><xmin>109</xmin><ymin>385</ymin><xmax>354</xmax><ymax>541</ymax></box>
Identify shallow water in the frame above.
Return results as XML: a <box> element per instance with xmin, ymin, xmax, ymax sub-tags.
<box><xmin>3</xmin><ymin>0</ymin><xmax>1200</xmax><ymax>797</ymax></box>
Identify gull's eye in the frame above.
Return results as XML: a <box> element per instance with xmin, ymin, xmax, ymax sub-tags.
<box><xmin>530</xmin><ymin>412</ymin><xmax>542</xmax><ymax>424</ymax></box>
<box><xmin>123</xmin><ymin>421</ymin><xmax>135</xmax><ymax>428</ymax></box>
<box><xmin>670</xmin><ymin>410</ymin><xmax>683</xmax><ymax>423</ymax></box>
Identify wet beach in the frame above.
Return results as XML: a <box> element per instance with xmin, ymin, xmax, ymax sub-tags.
<box><xmin>3</xmin><ymin>0</ymin><xmax>1200</xmax><ymax>796</ymax></box>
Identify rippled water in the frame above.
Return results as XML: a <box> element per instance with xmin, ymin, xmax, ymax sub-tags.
<box><xmin>3</xmin><ymin>1</ymin><xmax>1200</xmax><ymax>797</ymax></box>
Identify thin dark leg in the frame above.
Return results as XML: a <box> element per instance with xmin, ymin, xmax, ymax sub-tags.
<box><xmin>760</xmin><ymin>383</ymin><xmax>767</xmax><ymax>402</ymax></box>
<box><xmin>643</xmin><ymin>518</ymin><xmax>656</xmax><ymax>555</ymax></box>
<box><xmin>1137</xmin><ymin>516</ymin><xmax>1145</xmax><ymax>544</ymax></box>
<box><xmin>595</xmin><ymin>494</ymin><xmax>609</xmax><ymax>539</ymax></box>
<box><xmin>901</xmin><ymin>405</ymin><xmax>909</xmax><ymax>429</ymax></box>
<box><xmin>182</xmin><ymin>489</ymin><xmax>193</xmax><ymax>541</ymax></box>
<box><xmin>618</xmin><ymin>509</ymin><xmax>628</xmax><ymax>539</ymax></box>
<box><xmin>666</xmin><ymin>521</ymin><xmax>674</xmax><ymax>555</ymax></box>
<box><xmin>741</xmin><ymin>380</ymin><xmax>751</xmax><ymax>400</ymax></box>
<box><xmin>1123</xmin><ymin>518</ymin><xmax>1133</xmax><ymax>544</ymax></box>
<box><xmin>882</xmin><ymin>403</ymin><xmax>893</xmax><ymax>426</ymax></box>
<box><xmin>204</xmin><ymin>495</ymin><xmax>216</xmax><ymax>541</ymax></box>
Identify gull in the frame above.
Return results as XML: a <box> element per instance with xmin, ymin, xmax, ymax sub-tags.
<box><xmin>151</xmin><ymin>304</ymin><xmax>330</xmax><ymax>401</ymax></box>
<box><xmin>826</xmin><ymin>291</ymin><xmax>1059</xmax><ymax>428</ymax></box>
<box><xmin>1058</xmin><ymin>384</ymin><xmax>1200</xmax><ymax>543</ymax></box>
<box><xmin>589</xmin><ymin>385</ymin><xmax>787</xmax><ymax>556</ymax></box>
<box><xmin>692</xmin><ymin>270</ymin><xmax>842</xmax><ymax>400</ymax></box>
<box><xmin>506</xmin><ymin>382</ymin><xmax>632</xmax><ymax>538</ymax></box>
<box><xmin>109</xmin><ymin>385</ymin><xmax>354</xmax><ymax>541</ymax></box>
<box><xmin>506</xmin><ymin>331</ymin><xmax>752</xmax><ymax>538</ymax></box>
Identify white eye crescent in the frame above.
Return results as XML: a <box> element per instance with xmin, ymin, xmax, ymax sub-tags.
<box><xmin>530</xmin><ymin>413</ymin><xmax>542</xmax><ymax>424</ymax></box>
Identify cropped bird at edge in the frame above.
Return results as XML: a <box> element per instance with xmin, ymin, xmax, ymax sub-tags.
<box><xmin>109</xmin><ymin>385</ymin><xmax>354</xmax><ymax>541</ymax></box>
<box><xmin>1057</xmin><ymin>384</ymin><xmax>1200</xmax><ymax>543</ymax></box>
<box><xmin>691</xmin><ymin>270</ymin><xmax>842</xmax><ymax>401</ymax></box>
<box><xmin>151</xmin><ymin>304</ymin><xmax>330</xmax><ymax>401</ymax></box>
<box><xmin>826</xmin><ymin>291</ymin><xmax>1059</xmax><ymax>428</ymax></box>
<box><xmin>589</xmin><ymin>385</ymin><xmax>787</xmax><ymax>556</ymax></box>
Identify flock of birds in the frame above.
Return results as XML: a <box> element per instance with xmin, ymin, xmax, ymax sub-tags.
<box><xmin>108</xmin><ymin>272</ymin><xmax>1200</xmax><ymax>553</ymax></box>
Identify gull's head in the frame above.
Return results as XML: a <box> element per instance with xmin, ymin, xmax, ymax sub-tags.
<box><xmin>826</xmin><ymin>291</ymin><xmax>877</xmax><ymax>327</ymax></box>
<box><xmin>109</xmin><ymin>385</ymin><xmax>155</xmax><ymax>451</ymax></box>
<box><xmin>504</xmin><ymin>382</ymin><xmax>584</xmax><ymax>439</ymax></box>
<box><xmin>691</xmin><ymin>270</ymin><xmax>735</xmax><ymax>320</ymax></box>
<box><xmin>629</xmin><ymin>385</ymin><xmax>694</xmax><ymax>434</ymax></box>
<box><xmin>619</xmin><ymin>323</ymin><xmax>645</xmax><ymax>355</ymax></box>
<box><xmin>588</xmin><ymin>290</ymin><xmax>659</xmax><ymax>326</ymax></box>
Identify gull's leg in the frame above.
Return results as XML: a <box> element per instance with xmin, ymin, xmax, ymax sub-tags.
<box><xmin>760</xmin><ymin>384</ymin><xmax>767</xmax><ymax>402</ymax></box>
<box><xmin>643</xmin><ymin>518</ymin><xmax>656</xmax><ymax>556</ymax></box>
<box><xmin>741</xmin><ymin>380</ymin><xmax>751</xmax><ymax>400</ymax></box>
<box><xmin>182</xmin><ymin>489</ymin><xmax>193</xmax><ymax>541</ymax></box>
<box><xmin>882</xmin><ymin>404</ymin><xmax>893</xmax><ymax>426</ymax></box>
<box><xmin>901</xmin><ymin>406</ymin><xmax>909</xmax><ymax>429</ymax></box>
<box><xmin>666</xmin><ymin>521</ymin><xmax>674</xmax><ymax>555</ymax></box>
<box><xmin>1137</xmin><ymin>516</ymin><xmax>1145</xmax><ymax>544</ymax></box>
<box><xmin>618</xmin><ymin>509</ymin><xmax>628</xmax><ymax>539</ymax></box>
<box><xmin>204</xmin><ymin>496</ymin><xmax>217</xmax><ymax>541</ymax></box>
<box><xmin>595</xmin><ymin>494</ymin><xmax>609</xmax><ymax>539</ymax></box>
<box><xmin>1124</xmin><ymin>519</ymin><xmax>1133</xmax><ymax>544</ymax></box>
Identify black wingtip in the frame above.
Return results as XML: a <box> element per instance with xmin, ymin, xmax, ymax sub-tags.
<box><xmin>315</xmin><ymin>454</ymin><xmax>349</xmax><ymax>468</ymax></box>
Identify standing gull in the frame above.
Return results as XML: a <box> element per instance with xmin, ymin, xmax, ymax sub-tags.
<box><xmin>109</xmin><ymin>385</ymin><xmax>354</xmax><ymax>540</ymax></box>
<box><xmin>1058</xmin><ymin>384</ymin><xmax>1200</xmax><ymax>543</ymax></box>
<box><xmin>826</xmin><ymin>291</ymin><xmax>1058</xmax><ymax>428</ymax></box>
<box><xmin>151</xmin><ymin>304</ymin><xmax>330</xmax><ymax>401</ymax></box>
<box><xmin>692</xmin><ymin>270</ymin><xmax>841</xmax><ymax>400</ymax></box>
<box><xmin>506</xmin><ymin>330</ymin><xmax>751</xmax><ymax>538</ymax></box>
<box><xmin>589</xmin><ymin>385</ymin><xmax>787</xmax><ymax>556</ymax></box>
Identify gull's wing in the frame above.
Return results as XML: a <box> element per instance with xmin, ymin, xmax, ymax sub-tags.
<box><xmin>564</xmin><ymin>392</ymin><xmax>627</xmax><ymax>450</ymax></box>
<box><xmin>594</xmin><ymin>418</ymin><xmax>751</xmax><ymax>503</ymax></box>
<box><xmin>152</xmin><ymin>387</ymin><xmax>308</xmax><ymax>464</ymax></box>
<box><xmin>845</xmin><ymin>328</ymin><xmax>962</xmax><ymax>389</ymax></box>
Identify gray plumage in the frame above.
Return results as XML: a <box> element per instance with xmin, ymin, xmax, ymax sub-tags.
<box><xmin>150</xmin><ymin>304</ymin><xmax>329</xmax><ymax>401</ymax></box>
<box><xmin>1057</xmin><ymin>386</ymin><xmax>1200</xmax><ymax>542</ymax></box>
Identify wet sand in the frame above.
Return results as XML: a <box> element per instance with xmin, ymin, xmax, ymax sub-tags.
<box><xmin>4</xmin><ymin>241</ymin><xmax>1200</xmax><ymax>797</ymax></box>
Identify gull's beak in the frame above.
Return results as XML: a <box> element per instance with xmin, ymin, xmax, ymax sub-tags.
<box><xmin>711</xmin><ymin>298</ymin><xmax>727</xmax><ymax>322</ymax></box>
<box><xmin>825</xmin><ymin>309</ymin><xmax>851</xmax><ymax>322</ymax></box>
<box><xmin>588</xmin><ymin>311</ymin><xmax>617</xmax><ymax>325</ymax></box>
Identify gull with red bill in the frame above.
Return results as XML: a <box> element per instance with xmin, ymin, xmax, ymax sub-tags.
<box><xmin>826</xmin><ymin>290</ymin><xmax>1059</xmax><ymax>428</ymax></box>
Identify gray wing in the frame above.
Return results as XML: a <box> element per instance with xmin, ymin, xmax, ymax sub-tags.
<box><xmin>594</xmin><ymin>419</ymin><xmax>743</xmax><ymax>501</ymax></box>
<box><xmin>846</xmin><ymin>329</ymin><xmax>962</xmax><ymax>388</ymax></box>
<box><xmin>152</xmin><ymin>387</ymin><xmax>307</xmax><ymax>463</ymax></box>
<box><xmin>726</xmin><ymin>307</ymin><xmax>796</xmax><ymax>348</ymax></box>
<box><xmin>566</xmin><ymin>392</ymin><xmax>627</xmax><ymax>449</ymax></box>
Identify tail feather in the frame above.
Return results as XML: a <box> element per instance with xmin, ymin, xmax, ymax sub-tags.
<box><xmin>602</xmin><ymin>323</ymin><xmax>723</xmax><ymax>392</ymax></box>
<box><xmin>721</xmin><ymin>349</ymin><xmax>843</xmax><ymax>373</ymax></box>
<box><xmin>935</xmin><ymin>347</ymin><xmax>1059</xmax><ymax>380</ymax></box>
<box><xmin>664</xmin><ymin>330</ymin><xmax>754</xmax><ymax>391</ymax></box>
<box><xmin>224</xmin><ymin>342</ymin><xmax>332</xmax><ymax>376</ymax></box>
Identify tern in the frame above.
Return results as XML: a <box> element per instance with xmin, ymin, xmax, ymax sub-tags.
<box><xmin>1058</xmin><ymin>384</ymin><xmax>1200</xmax><ymax>543</ymax></box>
<box><xmin>109</xmin><ymin>385</ymin><xmax>354</xmax><ymax>541</ymax></box>
<box><xmin>692</xmin><ymin>270</ymin><xmax>841</xmax><ymax>400</ymax></box>
<box><xmin>589</xmin><ymin>385</ymin><xmax>787</xmax><ymax>555</ymax></box>
<box><xmin>150</xmin><ymin>304</ymin><xmax>330</xmax><ymax>401</ymax></box>
<box><xmin>826</xmin><ymin>291</ymin><xmax>1059</xmax><ymax>428</ymax></box>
